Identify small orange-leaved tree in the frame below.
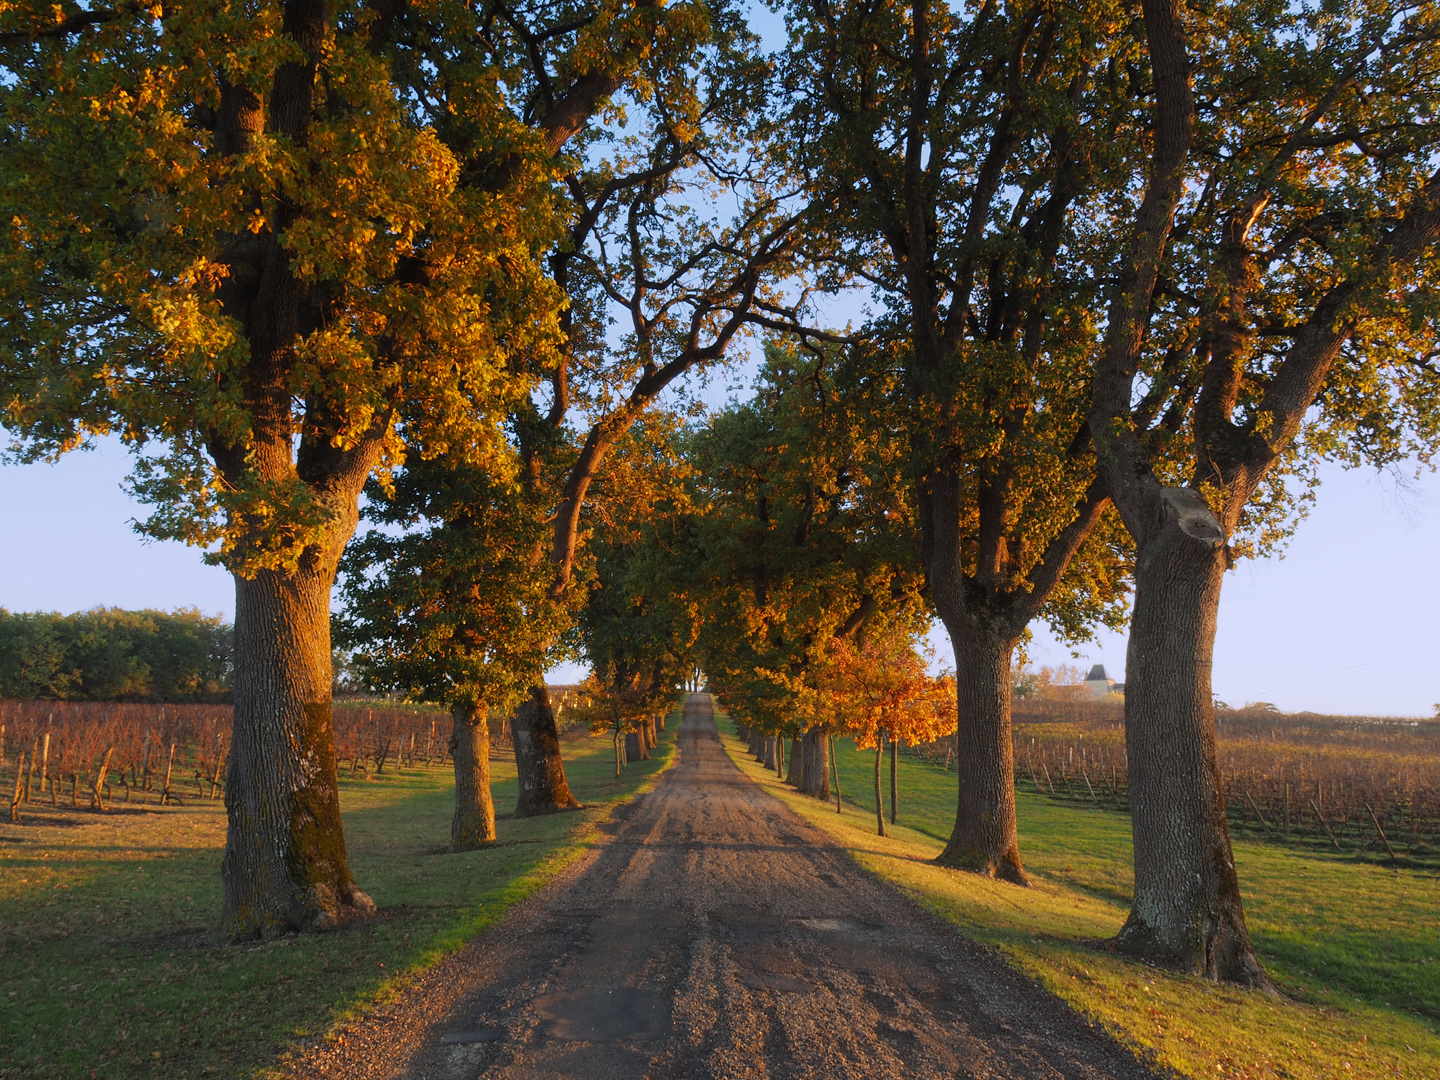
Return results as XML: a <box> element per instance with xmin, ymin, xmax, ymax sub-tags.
<box><xmin>825</xmin><ymin>630</ymin><xmax>955</xmax><ymax>836</ymax></box>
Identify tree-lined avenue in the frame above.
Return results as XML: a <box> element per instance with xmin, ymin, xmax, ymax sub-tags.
<box><xmin>285</xmin><ymin>695</ymin><xmax>1157</xmax><ymax>1080</ymax></box>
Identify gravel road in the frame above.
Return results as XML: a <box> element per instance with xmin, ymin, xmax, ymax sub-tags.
<box><xmin>287</xmin><ymin>694</ymin><xmax>1159</xmax><ymax>1079</ymax></box>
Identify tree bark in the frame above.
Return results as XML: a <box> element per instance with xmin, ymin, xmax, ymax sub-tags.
<box><xmin>1116</xmin><ymin>490</ymin><xmax>1268</xmax><ymax>986</ymax></box>
<box><xmin>799</xmin><ymin>727</ymin><xmax>829</xmax><ymax>800</ymax></box>
<box><xmin>889</xmin><ymin>734</ymin><xmax>898</xmax><ymax>825</ymax></box>
<box><xmin>874</xmin><ymin>741</ymin><xmax>887</xmax><ymax>837</ymax></box>
<box><xmin>785</xmin><ymin>738</ymin><xmax>802</xmax><ymax>786</ymax></box>
<box><xmin>934</xmin><ymin>616</ymin><xmax>1028</xmax><ymax>884</ymax></box>
<box><xmin>449</xmin><ymin>699</ymin><xmax>495</xmax><ymax>851</ymax></box>
<box><xmin>763</xmin><ymin>735</ymin><xmax>778</xmax><ymax>770</ymax></box>
<box><xmin>222</xmin><ymin>564</ymin><xmax>374</xmax><ymax>939</ymax></box>
<box><xmin>513</xmin><ymin>686</ymin><xmax>582</xmax><ymax>816</ymax></box>
<box><xmin>624</xmin><ymin>731</ymin><xmax>646</xmax><ymax>764</ymax></box>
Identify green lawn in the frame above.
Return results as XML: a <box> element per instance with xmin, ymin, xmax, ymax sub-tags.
<box><xmin>727</xmin><ymin>722</ymin><xmax>1440</xmax><ymax>1080</ymax></box>
<box><xmin>0</xmin><ymin>714</ymin><xmax>678</xmax><ymax>1080</ymax></box>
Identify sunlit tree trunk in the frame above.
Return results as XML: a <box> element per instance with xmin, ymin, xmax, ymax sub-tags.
<box><xmin>449</xmin><ymin>698</ymin><xmax>495</xmax><ymax>850</ymax></box>
<box><xmin>785</xmin><ymin>738</ymin><xmax>802</xmax><ymax>786</ymax></box>
<box><xmin>799</xmin><ymin>727</ymin><xmax>829</xmax><ymax>799</ymax></box>
<box><xmin>933</xmin><ymin>613</ymin><xmax>1028</xmax><ymax>884</ymax></box>
<box><xmin>1116</xmin><ymin>492</ymin><xmax>1267</xmax><ymax>985</ymax></box>
<box><xmin>223</xmin><ymin>555</ymin><xmax>374</xmax><ymax>938</ymax></box>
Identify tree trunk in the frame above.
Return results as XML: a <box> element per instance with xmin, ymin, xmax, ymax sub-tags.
<box><xmin>934</xmin><ymin>617</ymin><xmax>1028</xmax><ymax>884</ymax></box>
<box><xmin>785</xmin><ymin>738</ymin><xmax>802</xmax><ymax>786</ymax></box>
<box><xmin>449</xmin><ymin>699</ymin><xmax>495</xmax><ymax>851</ymax></box>
<box><xmin>624</xmin><ymin>731</ymin><xmax>645</xmax><ymax>764</ymax></box>
<box><xmin>513</xmin><ymin>686</ymin><xmax>582</xmax><ymax>816</ymax></box>
<box><xmin>799</xmin><ymin>727</ymin><xmax>829</xmax><ymax>800</ymax></box>
<box><xmin>763</xmin><ymin>735</ymin><xmax>777</xmax><ymax>770</ymax></box>
<box><xmin>222</xmin><ymin>565</ymin><xmax>373</xmax><ymax>939</ymax></box>
<box><xmin>1117</xmin><ymin>494</ymin><xmax>1268</xmax><ymax>986</ymax></box>
<box><xmin>889</xmin><ymin>734</ymin><xmax>898</xmax><ymax>825</ymax></box>
<box><xmin>873</xmin><ymin>741</ymin><xmax>887</xmax><ymax>837</ymax></box>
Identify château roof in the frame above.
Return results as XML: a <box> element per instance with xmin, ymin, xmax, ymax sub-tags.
<box><xmin>1085</xmin><ymin>664</ymin><xmax>1110</xmax><ymax>683</ymax></box>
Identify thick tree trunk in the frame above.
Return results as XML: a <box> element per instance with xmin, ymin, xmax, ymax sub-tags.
<box><xmin>1117</xmin><ymin>492</ymin><xmax>1268</xmax><ymax>986</ymax></box>
<box><xmin>512</xmin><ymin>686</ymin><xmax>582</xmax><ymax>816</ymax></box>
<box><xmin>785</xmin><ymin>738</ymin><xmax>802</xmax><ymax>786</ymax></box>
<box><xmin>934</xmin><ymin>618</ymin><xmax>1028</xmax><ymax>884</ymax></box>
<box><xmin>763</xmin><ymin>735</ymin><xmax>777</xmax><ymax>770</ymax></box>
<box><xmin>449</xmin><ymin>699</ymin><xmax>495</xmax><ymax>851</ymax></box>
<box><xmin>222</xmin><ymin>565</ymin><xmax>373</xmax><ymax>939</ymax></box>
<box><xmin>799</xmin><ymin>727</ymin><xmax>829</xmax><ymax>800</ymax></box>
<box><xmin>873</xmin><ymin>742</ymin><xmax>886</xmax><ymax>837</ymax></box>
<box><xmin>624</xmin><ymin>731</ymin><xmax>645</xmax><ymax>763</ymax></box>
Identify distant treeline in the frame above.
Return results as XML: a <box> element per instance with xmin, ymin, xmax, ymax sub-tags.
<box><xmin>0</xmin><ymin>608</ymin><xmax>233</xmax><ymax>702</ymax></box>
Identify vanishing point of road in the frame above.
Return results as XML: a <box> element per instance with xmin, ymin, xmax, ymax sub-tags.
<box><xmin>288</xmin><ymin>695</ymin><xmax>1158</xmax><ymax>1080</ymax></box>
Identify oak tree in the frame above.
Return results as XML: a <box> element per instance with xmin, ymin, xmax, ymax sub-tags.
<box><xmin>781</xmin><ymin>0</ymin><xmax>1137</xmax><ymax>880</ymax></box>
<box><xmin>1090</xmin><ymin>0</ymin><xmax>1440</xmax><ymax>982</ymax></box>
<box><xmin>0</xmin><ymin>0</ymin><xmax>674</xmax><ymax>936</ymax></box>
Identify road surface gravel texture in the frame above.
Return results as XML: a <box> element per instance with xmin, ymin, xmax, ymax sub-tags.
<box><xmin>286</xmin><ymin>695</ymin><xmax>1159</xmax><ymax>1079</ymax></box>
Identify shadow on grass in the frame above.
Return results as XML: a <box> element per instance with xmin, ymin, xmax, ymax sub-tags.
<box><xmin>0</xmin><ymin>712</ymin><xmax>683</xmax><ymax>1080</ymax></box>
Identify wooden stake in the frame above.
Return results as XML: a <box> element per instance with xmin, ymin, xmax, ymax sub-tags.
<box><xmin>160</xmin><ymin>743</ymin><xmax>176</xmax><ymax>806</ymax></box>
<box><xmin>90</xmin><ymin>746</ymin><xmax>115</xmax><ymax>811</ymax></box>
<box><xmin>1309</xmin><ymin>800</ymin><xmax>1340</xmax><ymax>849</ymax></box>
<box><xmin>1244</xmin><ymin>790</ymin><xmax>1273</xmax><ymax>834</ymax></box>
<box><xmin>9</xmin><ymin>746</ymin><xmax>26</xmax><ymax>823</ymax></box>
<box><xmin>24</xmin><ymin>738</ymin><xmax>38</xmax><ymax>803</ymax></box>
<box><xmin>1364</xmin><ymin>802</ymin><xmax>1399</xmax><ymax>863</ymax></box>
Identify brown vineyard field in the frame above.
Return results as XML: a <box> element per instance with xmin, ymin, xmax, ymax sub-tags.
<box><xmin>0</xmin><ymin>699</ymin><xmax>460</xmax><ymax>817</ymax></box>
<box><xmin>917</xmin><ymin>702</ymin><xmax>1440</xmax><ymax>867</ymax></box>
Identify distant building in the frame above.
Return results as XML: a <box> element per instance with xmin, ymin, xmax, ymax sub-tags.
<box><xmin>1084</xmin><ymin>664</ymin><xmax>1124</xmax><ymax>700</ymax></box>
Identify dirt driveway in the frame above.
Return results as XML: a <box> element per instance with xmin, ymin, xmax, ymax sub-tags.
<box><xmin>287</xmin><ymin>694</ymin><xmax>1158</xmax><ymax>1079</ymax></box>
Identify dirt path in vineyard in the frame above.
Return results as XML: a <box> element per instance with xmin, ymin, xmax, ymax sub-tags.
<box><xmin>286</xmin><ymin>695</ymin><xmax>1159</xmax><ymax>1080</ymax></box>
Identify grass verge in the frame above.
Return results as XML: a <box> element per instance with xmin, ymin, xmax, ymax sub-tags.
<box><xmin>0</xmin><ymin>712</ymin><xmax>680</xmax><ymax>1080</ymax></box>
<box><xmin>721</xmin><ymin>720</ymin><xmax>1439</xmax><ymax>1080</ymax></box>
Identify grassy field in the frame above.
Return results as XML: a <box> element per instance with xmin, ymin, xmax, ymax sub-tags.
<box><xmin>0</xmin><ymin>715</ymin><xmax>678</xmax><ymax>1080</ymax></box>
<box><xmin>724</xmin><ymin>723</ymin><xmax>1440</xmax><ymax>1080</ymax></box>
